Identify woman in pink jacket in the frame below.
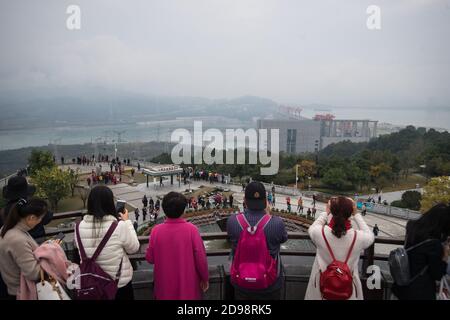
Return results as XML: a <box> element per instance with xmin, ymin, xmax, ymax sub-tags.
<box><xmin>145</xmin><ymin>192</ymin><xmax>209</xmax><ymax>300</ymax></box>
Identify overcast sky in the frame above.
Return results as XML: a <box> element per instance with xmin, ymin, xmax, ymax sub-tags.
<box><xmin>1</xmin><ymin>0</ymin><xmax>450</xmax><ymax>108</ymax></box>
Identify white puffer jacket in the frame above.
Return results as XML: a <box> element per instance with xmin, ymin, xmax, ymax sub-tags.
<box><xmin>74</xmin><ymin>215</ymin><xmax>140</xmax><ymax>288</ymax></box>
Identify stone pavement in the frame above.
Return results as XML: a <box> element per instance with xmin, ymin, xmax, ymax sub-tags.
<box><xmin>59</xmin><ymin>163</ymin><xmax>407</xmax><ymax>248</ymax></box>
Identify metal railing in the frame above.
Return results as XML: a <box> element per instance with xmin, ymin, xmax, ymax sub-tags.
<box><xmin>48</xmin><ymin>210</ymin><xmax>404</xmax><ymax>268</ymax></box>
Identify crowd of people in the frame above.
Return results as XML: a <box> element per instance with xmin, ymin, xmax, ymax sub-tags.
<box><xmin>0</xmin><ymin>176</ymin><xmax>448</xmax><ymax>301</ymax></box>
<box><xmin>187</xmin><ymin>169</ymin><xmax>231</xmax><ymax>185</ymax></box>
<box><xmin>186</xmin><ymin>193</ymin><xmax>234</xmax><ymax>211</ymax></box>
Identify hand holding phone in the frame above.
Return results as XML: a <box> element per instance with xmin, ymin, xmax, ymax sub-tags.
<box><xmin>119</xmin><ymin>208</ymin><xmax>129</xmax><ymax>221</ymax></box>
<box><xmin>116</xmin><ymin>200</ymin><xmax>126</xmax><ymax>214</ymax></box>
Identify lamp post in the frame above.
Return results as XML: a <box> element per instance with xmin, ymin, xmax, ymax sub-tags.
<box><xmin>295</xmin><ymin>164</ymin><xmax>299</xmax><ymax>190</ymax></box>
<box><xmin>308</xmin><ymin>176</ymin><xmax>311</xmax><ymax>191</ymax></box>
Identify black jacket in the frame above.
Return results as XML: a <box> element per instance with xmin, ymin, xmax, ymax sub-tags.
<box><xmin>392</xmin><ymin>239</ymin><xmax>447</xmax><ymax>300</ymax></box>
<box><xmin>0</xmin><ymin>200</ymin><xmax>54</xmax><ymax>240</ymax></box>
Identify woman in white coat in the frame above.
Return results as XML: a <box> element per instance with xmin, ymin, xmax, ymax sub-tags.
<box><xmin>75</xmin><ymin>185</ymin><xmax>140</xmax><ymax>300</ymax></box>
<box><xmin>305</xmin><ymin>196</ymin><xmax>374</xmax><ymax>300</ymax></box>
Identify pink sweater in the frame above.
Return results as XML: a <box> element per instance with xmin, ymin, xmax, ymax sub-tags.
<box><xmin>18</xmin><ymin>242</ymin><xmax>72</xmax><ymax>300</ymax></box>
<box><xmin>145</xmin><ymin>218</ymin><xmax>209</xmax><ymax>300</ymax></box>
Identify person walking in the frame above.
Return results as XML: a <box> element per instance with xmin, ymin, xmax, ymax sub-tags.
<box><xmin>297</xmin><ymin>197</ymin><xmax>304</xmax><ymax>215</ymax></box>
<box><xmin>373</xmin><ymin>224</ymin><xmax>379</xmax><ymax>236</ymax></box>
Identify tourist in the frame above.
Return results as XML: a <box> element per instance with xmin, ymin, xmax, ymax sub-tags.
<box><xmin>142</xmin><ymin>207</ymin><xmax>147</xmax><ymax>221</ymax></box>
<box><xmin>311</xmin><ymin>207</ymin><xmax>316</xmax><ymax>218</ymax></box>
<box><xmin>362</xmin><ymin>204</ymin><xmax>367</xmax><ymax>216</ymax></box>
<box><xmin>297</xmin><ymin>197</ymin><xmax>303</xmax><ymax>214</ymax></box>
<box><xmin>74</xmin><ymin>185</ymin><xmax>140</xmax><ymax>300</ymax></box>
<box><xmin>392</xmin><ymin>203</ymin><xmax>450</xmax><ymax>300</ymax></box>
<box><xmin>305</xmin><ymin>197</ymin><xmax>374</xmax><ymax>300</ymax></box>
<box><xmin>134</xmin><ymin>208</ymin><xmax>140</xmax><ymax>222</ymax></box>
<box><xmin>373</xmin><ymin>224</ymin><xmax>379</xmax><ymax>236</ymax></box>
<box><xmin>307</xmin><ymin>207</ymin><xmax>312</xmax><ymax>218</ymax></box>
<box><xmin>227</xmin><ymin>182</ymin><xmax>288</xmax><ymax>300</ymax></box>
<box><xmin>1</xmin><ymin>176</ymin><xmax>53</xmax><ymax>242</ymax></box>
<box><xmin>149</xmin><ymin>196</ymin><xmax>154</xmax><ymax>213</ymax></box>
<box><xmin>286</xmin><ymin>197</ymin><xmax>291</xmax><ymax>213</ymax></box>
<box><xmin>133</xmin><ymin>220</ymin><xmax>138</xmax><ymax>232</ymax></box>
<box><xmin>0</xmin><ymin>198</ymin><xmax>49</xmax><ymax>299</ymax></box>
<box><xmin>145</xmin><ymin>192</ymin><xmax>209</xmax><ymax>299</ymax></box>
<box><xmin>142</xmin><ymin>195</ymin><xmax>148</xmax><ymax>208</ymax></box>
<box><xmin>267</xmin><ymin>192</ymin><xmax>273</xmax><ymax>207</ymax></box>
<box><xmin>312</xmin><ymin>194</ymin><xmax>317</xmax><ymax>207</ymax></box>
<box><xmin>155</xmin><ymin>199</ymin><xmax>161</xmax><ymax>213</ymax></box>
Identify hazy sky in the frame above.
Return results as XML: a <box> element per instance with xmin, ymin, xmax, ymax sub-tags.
<box><xmin>1</xmin><ymin>0</ymin><xmax>450</xmax><ymax>107</ymax></box>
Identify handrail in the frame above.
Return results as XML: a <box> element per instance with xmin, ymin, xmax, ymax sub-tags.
<box><xmin>51</xmin><ymin>210</ymin><xmax>404</xmax><ymax>269</ymax></box>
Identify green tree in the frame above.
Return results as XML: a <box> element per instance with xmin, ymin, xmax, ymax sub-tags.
<box><xmin>322</xmin><ymin>167</ymin><xmax>348</xmax><ymax>190</ymax></box>
<box><xmin>400</xmin><ymin>190</ymin><xmax>422</xmax><ymax>211</ymax></box>
<box><xmin>420</xmin><ymin>176</ymin><xmax>450</xmax><ymax>212</ymax></box>
<box><xmin>32</xmin><ymin>167</ymin><xmax>71</xmax><ymax>211</ymax></box>
<box><xmin>28</xmin><ymin>150</ymin><xmax>55</xmax><ymax>175</ymax></box>
<box><xmin>296</xmin><ymin>160</ymin><xmax>316</xmax><ymax>182</ymax></box>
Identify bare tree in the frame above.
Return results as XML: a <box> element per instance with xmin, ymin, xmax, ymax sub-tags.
<box><xmin>76</xmin><ymin>186</ymin><xmax>90</xmax><ymax>209</ymax></box>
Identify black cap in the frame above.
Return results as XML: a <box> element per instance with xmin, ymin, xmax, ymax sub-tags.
<box><xmin>2</xmin><ymin>176</ymin><xmax>36</xmax><ymax>200</ymax></box>
<box><xmin>244</xmin><ymin>181</ymin><xmax>267</xmax><ymax>211</ymax></box>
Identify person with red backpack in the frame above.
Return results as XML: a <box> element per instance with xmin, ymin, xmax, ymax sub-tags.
<box><xmin>305</xmin><ymin>196</ymin><xmax>374</xmax><ymax>300</ymax></box>
<box><xmin>227</xmin><ymin>181</ymin><xmax>288</xmax><ymax>300</ymax></box>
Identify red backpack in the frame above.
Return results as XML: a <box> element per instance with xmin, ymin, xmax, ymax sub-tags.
<box><xmin>319</xmin><ymin>226</ymin><xmax>357</xmax><ymax>300</ymax></box>
<box><xmin>230</xmin><ymin>213</ymin><xmax>278</xmax><ymax>290</ymax></box>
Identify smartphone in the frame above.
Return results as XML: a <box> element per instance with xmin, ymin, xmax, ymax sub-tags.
<box><xmin>116</xmin><ymin>199</ymin><xmax>126</xmax><ymax>214</ymax></box>
<box><xmin>55</xmin><ymin>232</ymin><xmax>65</xmax><ymax>241</ymax></box>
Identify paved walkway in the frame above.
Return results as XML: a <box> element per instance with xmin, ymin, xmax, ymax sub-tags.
<box><xmin>59</xmin><ymin>163</ymin><xmax>407</xmax><ymax>248</ymax></box>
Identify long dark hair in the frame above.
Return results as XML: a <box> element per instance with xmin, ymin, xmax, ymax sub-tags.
<box><xmin>406</xmin><ymin>203</ymin><xmax>450</xmax><ymax>247</ymax></box>
<box><xmin>87</xmin><ymin>185</ymin><xmax>117</xmax><ymax>220</ymax></box>
<box><xmin>0</xmin><ymin>198</ymin><xmax>48</xmax><ymax>238</ymax></box>
<box><xmin>330</xmin><ymin>196</ymin><xmax>353</xmax><ymax>238</ymax></box>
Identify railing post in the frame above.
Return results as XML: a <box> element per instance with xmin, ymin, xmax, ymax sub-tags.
<box><xmin>363</xmin><ymin>243</ymin><xmax>375</xmax><ymax>275</ymax></box>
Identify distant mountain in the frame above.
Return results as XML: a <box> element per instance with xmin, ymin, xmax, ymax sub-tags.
<box><xmin>0</xmin><ymin>89</ymin><xmax>278</xmax><ymax>130</ymax></box>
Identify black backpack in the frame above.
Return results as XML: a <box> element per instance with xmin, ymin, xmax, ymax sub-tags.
<box><xmin>388</xmin><ymin>239</ymin><xmax>436</xmax><ymax>286</ymax></box>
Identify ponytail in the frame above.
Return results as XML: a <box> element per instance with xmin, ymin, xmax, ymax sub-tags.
<box><xmin>330</xmin><ymin>196</ymin><xmax>353</xmax><ymax>239</ymax></box>
<box><xmin>332</xmin><ymin>214</ymin><xmax>347</xmax><ymax>238</ymax></box>
<box><xmin>0</xmin><ymin>198</ymin><xmax>48</xmax><ymax>238</ymax></box>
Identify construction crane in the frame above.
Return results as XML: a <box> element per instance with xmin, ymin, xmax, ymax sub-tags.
<box><xmin>50</xmin><ymin>138</ymin><xmax>62</xmax><ymax>163</ymax></box>
<box><xmin>112</xmin><ymin>130</ymin><xmax>127</xmax><ymax>159</ymax></box>
<box><xmin>313</xmin><ymin>113</ymin><xmax>335</xmax><ymax>121</ymax></box>
<box><xmin>278</xmin><ymin>105</ymin><xmax>303</xmax><ymax>120</ymax></box>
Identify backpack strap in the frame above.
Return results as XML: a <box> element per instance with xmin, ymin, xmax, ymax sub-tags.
<box><xmin>115</xmin><ymin>257</ymin><xmax>124</xmax><ymax>282</ymax></box>
<box><xmin>236</xmin><ymin>213</ymin><xmax>249</xmax><ymax>231</ymax></box>
<box><xmin>344</xmin><ymin>230</ymin><xmax>358</xmax><ymax>264</ymax></box>
<box><xmin>321</xmin><ymin>226</ymin><xmax>336</xmax><ymax>261</ymax></box>
<box><xmin>321</xmin><ymin>226</ymin><xmax>357</xmax><ymax>263</ymax></box>
<box><xmin>75</xmin><ymin>221</ymin><xmax>87</xmax><ymax>262</ymax></box>
<box><xmin>91</xmin><ymin>221</ymin><xmax>119</xmax><ymax>262</ymax></box>
<box><xmin>406</xmin><ymin>239</ymin><xmax>437</xmax><ymax>252</ymax></box>
<box><xmin>236</xmin><ymin>213</ymin><xmax>271</xmax><ymax>234</ymax></box>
